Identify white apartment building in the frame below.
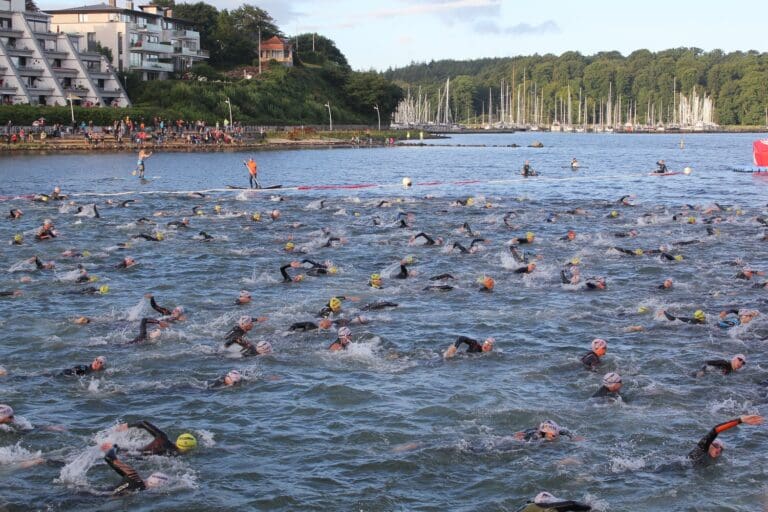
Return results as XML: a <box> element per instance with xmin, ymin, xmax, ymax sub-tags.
<box><xmin>0</xmin><ymin>0</ymin><xmax>129</xmax><ymax>107</ymax></box>
<box><xmin>47</xmin><ymin>0</ymin><xmax>208</xmax><ymax>81</ymax></box>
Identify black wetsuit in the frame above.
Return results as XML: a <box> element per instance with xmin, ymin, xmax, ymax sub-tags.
<box><xmin>129</xmin><ymin>420</ymin><xmax>179</xmax><ymax>455</ymax></box>
<box><xmin>130</xmin><ymin>318</ymin><xmax>161</xmax><ymax>343</ymax></box>
<box><xmin>149</xmin><ymin>297</ymin><xmax>172</xmax><ymax>316</ymax></box>
<box><xmin>413</xmin><ymin>233</ymin><xmax>438</xmax><ymax>246</ymax></box>
<box><xmin>688</xmin><ymin>418</ymin><xmax>742</xmax><ymax>465</ymax></box>
<box><xmin>59</xmin><ymin>364</ymin><xmax>96</xmax><ymax>377</ymax></box>
<box><xmin>453</xmin><ymin>336</ymin><xmax>483</xmax><ymax>353</ymax></box>
<box><xmin>280</xmin><ymin>264</ymin><xmax>297</xmax><ymax>283</ymax></box>
<box><xmin>430</xmin><ymin>273</ymin><xmax>455</xmax><ymax>281</ymax></box>
<box><xmin>584</xmin><ymin>280</ymin><xmax>605</xmax><ymax>291</ymax></box>
<box><xmin>35</xmin><ymin>227</ymin><xmax>56</xmax><ymax>240</ymax></box>
<box><xmin>395</xmin><ymin>264</ymin><xmax>409</xmax><ymax>279</ymax></box>
<box><xmin>580</xmin><ymin>351</ymin><xmax>601</xmax><ymax>370</ymax></box>
<box><xmin>105</xmin><ymin>447</ymin><xmax>145</xmax><ymax>495</ymax></box>
<box><xmin>424</xmin><ymin>284</ymin><xmax>454</xmax><ymax>291</ymax></box>
<box><xmin>694</xmin><ymin>359</ymin><xmax>735</xmax><ymax>376</ymax></box>
<box><xmin>289</xmin><ymin>321</ymin><xmax>319</xmax><ymax>332</ymax></box>
<box><xmin>462</xmin><ymin>222</ymin><xmax>475</xmax><ymax>236</ymax></box>
<box><xmin>517</xmin><ymin>500</ymin><xmax>591</xmax><ymax>512</ymax></box>
<box><xmin>591</xmin><ymin>386</ymin><xmax>620</xmax><ymax>399</ymax></box>
<box><xmin>134</xmin><ymin>233</ymin><xmax>163</xmax><ymax>242</ymax></box>
<box><xmin>223</xmin><ymin>325</ymin><xmax>256</xmax><ymax>356</ymax></box>
<box><xmin>453</xmin><ymin>242</ymin><xmax>470</xmax><ymax>253</ymax></box>
<box><xmin>663</xmin><ymin>311</ymin><xmax>704</xmax><ymax>324</ymax></box>
<box><xmin>328</xmin><ymin>338</ymin><xmax>349</xmax><ymax>351</ymax></box>
<box><xmin>166</xmin><ymin>220</ymin><xmax>189</xmax><ymax>229</ymax></box>
<box><xmin>8</xmin><ymin>209</ymin><xmax>22</xmax><ymax>219</ymax></box>
<box><xmin>515</xmin><ymin>265</ymin><xmax>533</xmax><ymax>274</ymax></box>
<box><xmin>301</xmin><ymin>259</ymin><xmax>329</xmax><ymax>276</ymax></box>
<box><xmin>360</xmin><ymin>301</ymin><xmax>398</xmax><ymax>311</ymax></box>
<box><xmin>198</xmin><ymin>231</ymin><xmax>214</xmax><ymax>241</ymax></box>
<box><xmin>522</xmin><ymin>164</ymin><xmax>535</xmax><ymax>177</ymax></box>
<box><xmin>520</xmin><ymin>427</ymin><xmax>573</xmax><ymax>442</ymax></box>
<box><xmin>655</xmin><ymin>161</ymin><xmax>668</xmax><ymax>173</ymax></box>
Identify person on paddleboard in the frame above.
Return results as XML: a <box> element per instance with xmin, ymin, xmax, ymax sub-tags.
<box><xmin>136</xmin><ymin>149</ymin><xmax>153</xmax><ymax>178</ymax></box>
<box><xmin>244</xmin><ymin>157</ymin><xmax>259</xmax><ymax>189</ymax></box>
<box><xmin>655</xmin><ymin>160</ymin><xmax>668</xmax><ymax>173</ymax></box>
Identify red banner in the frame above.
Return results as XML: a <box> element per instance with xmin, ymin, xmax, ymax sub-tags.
<box><xmin>754</xmin><ymin>140</ymin><xmax>768</xmax><ymax>167</ymax></box>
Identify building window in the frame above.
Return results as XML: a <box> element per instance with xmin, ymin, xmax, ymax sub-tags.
<box><xmin>146</xmin><ymin>71</ymin><xmax>158</xmax><ymax>80</ymax></box>
<box><xmin>78</xmin><ymin>14</ymin><xmax>88</xmax><ymax>22</ymax></box>
<box><xmin>129</xmin><ymin>52</ymin><xmax>141</xmax><ymax>67</ymax></box>
<box><xmin>0</xmin><ymin>18</ymin><xmax>12</xmax><ymax>29</ymax></box>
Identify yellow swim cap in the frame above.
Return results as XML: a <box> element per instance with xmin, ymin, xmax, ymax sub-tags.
<box><xmin>285</xmin><ymin>241</ymin><xmax>295</xmax><ymax>251</ymax></box>
<box><xmin>99</xmin><ymin>285</ymin><xmax>109</xmax><ymax>294</ymax></box>
<box><xmin>465</xmin><ymin>197</ymin><xmax>474</xmax><ymax>206</ymax></box>
<box><xmin>329</xmin><ymin>297</ymin><xmax>342</xmax><ymax>312</ymax></box>
<box><xmin>610</xmin><ymin>210</ymin><xmax>618</xmax><ymax>218</ymax></box>
<box><xmin>155</xmin><ymin>232</ymin><xmax>164</xmax><ymax>241</ymax></box>
<box><xmin>82</xmin><ymin>250</ymin><xmax>91</xmax><ymax>257</ymax></box>
<box><xmin>175</xmin><ymin>433</ymin><xmax>197</xmax><ymax>452</ymax></box>
<box><xmin>13</xmin><ymin>233</ymin><xmax>22</xmax><ymax>243</ymax></box>
<box><xmin>214</xmin><ymin>205</ymin><xmax>222</xmax><ymax>213</ymax></box>
<box><xmin>370</xmin><ymin>273</ymin><xmax>381</xmax><ymax>287</ymax></box>
<box><xmin>638</xmin><ymin>306</ymin><xmax>649</xmax><ymax>314</ymax></box>
<box><xmin>687</xmin><ymin>216</ymin><xmax>696</xmax><ymax>224</ymax></box>
<box><xmin>693</xmin><ymin>310</ymin><xmax>705</xmax><ymax>321</ymax></box>
<box><xmin>526</xmin><ymin>231</ymin><xmax>534</xmax><ymax>240</ymax></box>
<box><xmin>634</xmin><ymin>249</ymin><xmax>644</xmax><ymax>256</ymax></box>
<box><xmin>674</xmin><ymin>254</ymin><xmax>684</xmax><ymax>261</ymax></box>
<box><xmin>570</xmin><ymin>257</ymin><xmax>581</xmax><ymax>265</ymax></box>
<box><xmin>88</xmin><ymin>276</ymin><xmax>99</xmax><ymax>282</ymax></box>
<box><xmin>328</xmin><ymin>266</ymin><xmax>338</xmax><ymax>275</ymax></box>
<box><xmin>251</xmin><ymin>212</ymin><xmax>261</xmax><ymax>221</ymax></box>
<box><xmin>404</xmin><ymin>255</ymin><xmax>415</xmax><ymax>265</ymax></box>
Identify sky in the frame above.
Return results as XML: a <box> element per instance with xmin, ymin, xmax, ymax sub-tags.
<box><xmin>37</xmin><ymin>0</ymin><xmax>768</xmax><ymax>71</ymax></box>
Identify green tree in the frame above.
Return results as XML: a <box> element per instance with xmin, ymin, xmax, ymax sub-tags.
<box><xmin>345</xmin><ymin>72</ymin><xmax>404</xmax><ymax>122</ymax></box>
<box><xmin>294</xmin><ymin>33</ymin><xmax>350</xmax><ymax>70</ymax></box>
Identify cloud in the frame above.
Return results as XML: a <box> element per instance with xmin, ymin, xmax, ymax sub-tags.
<box><xmin>474</xmin><ymin>19</ymin><xmax>560</xmax><ymax>35</ymax></box>
<box><xmin>368</xmin><ymin>0</ymin><xmax>500</xmax><ymax>21</ymax></box>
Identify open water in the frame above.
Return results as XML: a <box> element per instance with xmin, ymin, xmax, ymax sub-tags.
<box><xmin>0</xmin><ymin>132</ymin><xmax>767</xmax><ymax>511</ymax></box>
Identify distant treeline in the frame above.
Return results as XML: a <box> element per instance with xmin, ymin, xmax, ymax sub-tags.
<box><xmin>382</xmin><ymin>48</ymin><xmax>768</xmax><ymax>125</ymax></box>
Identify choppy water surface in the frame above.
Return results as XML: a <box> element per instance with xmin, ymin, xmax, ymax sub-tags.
<box><xmin>1</xmin><ymin>133</ymin><xmax>767</xmax><ymax>511</ymax></box>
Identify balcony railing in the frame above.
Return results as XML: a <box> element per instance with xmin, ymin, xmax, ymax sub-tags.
<box><xmin>0</xmin><ymin>84</ymin><xmax>18</xmax><ymax>92</ymax></box>
<box><xmin>173</xmin><ymin>46</ymin><xmax>208</xmax><ymax>58</ymax></box>
<box><xmin>6</xmin><ymin>46</ymin><xmax>34</xmax><ymax>55</ymax></box>
<box><xmin>52</xmin><ymin>67</ymin><xmax>79</xmax><ymax>75</ymax></box>
<box><xmin>171</xmin><ymin>29</ymin><xmax>199</xmax><ymax>39</ymax></box>
<box><xmin>16</xmin><ymin>66</ymin><xmax>44</xmax><ymax>76</ymax></box>
<box><xmin>130</xmin><ymin>40</ymin><xmax>173</xmax><ymax>54</ymax></box>
<box><xmin>133</xmin><ymin>61</ymin><xmax>173</xmax><ymax>72</ymax></box>
<box><xmin>0</xmin><ymin>27</ymin><xmax>24</xmax><ymax>37</ymax></box>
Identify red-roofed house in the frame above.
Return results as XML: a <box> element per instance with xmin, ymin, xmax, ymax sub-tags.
<box><xmin>260</xmin><ymin>36</ymin><xmax>292</xmax><ymax>67</ymax></box>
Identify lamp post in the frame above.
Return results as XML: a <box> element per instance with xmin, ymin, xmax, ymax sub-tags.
<box><xmin>224</xmin><ymin>97</ymin><xmax>233</xmax><ymax>130</ymax></box>
<box><xmin>324</xmin><ymin>102</ymin><xmax>332</xmax><ymax>131</ymax></box>
<box><xmin>67</xmin><ymin>94</ymin><xmax>80</xmax><ymax>124</ymax></box>
<box><xmin>373</xmin><ymin>104</ymin><xmax>381</xmax><ymax>131</ymax></box>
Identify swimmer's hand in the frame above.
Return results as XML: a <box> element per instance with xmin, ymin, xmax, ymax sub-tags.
<box><xmin>443</xmin><ymin>345</ymin><xmax>457</xmax><ymax>359</ymax></box>
<box><xmin>740</xmin><ymin>415</ymin><xmax>763</xmax><ymax>425</ymax></box>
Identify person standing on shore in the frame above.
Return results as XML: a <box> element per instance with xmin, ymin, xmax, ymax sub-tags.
<box><xmin>244</xmin><ymin>157</ymin><xmax>260</xmax><ymax>189</ymax></box>
<box><xmin>136</xmin><ymin>148</ymin><xmax>153</xmax><ymax>179</ymax></box>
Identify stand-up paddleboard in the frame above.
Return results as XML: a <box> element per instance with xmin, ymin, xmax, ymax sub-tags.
<box><xmin>226</xmin><ymin>184</ymin><xmax>282</xmax><ymax>190</ymax></box>
<box><xmin>648</xmin><ymin>171</ymin><xmax>681</xmax><ymax>176</ymax></box>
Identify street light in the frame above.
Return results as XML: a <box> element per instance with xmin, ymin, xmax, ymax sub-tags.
<box><xmin>373</xmin><ymin>104</ymin><xmax>381</xmax><ymax>131</ymax></box>
<box><xmin>323</xmin><ymin>102</ymin><xmax>332</xmax><ymax>131</ymax></box>
<box><xmin>224</xmin><ymin>97</ymin><xmax>233</xmax><ymax>130</ymax></box>
<box><xmin>67</xmin><ymin>93</ymin><xmax>80</xmax><ymax>125</ymax></box>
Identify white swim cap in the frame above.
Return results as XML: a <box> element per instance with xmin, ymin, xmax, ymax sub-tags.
<box><xmin>603</xmin><ymin>372</ymin><xmax>622</xmax><ymax>386</ymax></box>
<box><xmin>591</xmin><ymin>338</ymin><xmax>607</xmax><ymax>351</ymax></box>
<box><xmin>0</xmin><ymin>404</ymin><xmax>14</xmax><ymax>421</ymax></box>
<box><xmin>338</xmin><ymin>326</ymin><xmax>352</xmax><ymax>338</ymax></box>
<box><xmin>534</xmin><ymin>491</ymin><xmax>562</xmax><ymax>504</ymax></box>
<box><xmin>225</xmin><ymin>370</ymin><xmax>242</xmax><ymax>384</ymax></box>
<box><xmin>256</xmin><ymin>340</ymin><xmax>273</xmax><ymax>354</ymax></box>
<box><xmin>145</xmin><ymin>472</ymin><xmax>169</xmax><ymax>488</ymax></box>
<box><xmin>238</xmin><ymin>316</ymin><xmax>253</xmax><ymax>328</ymax></box>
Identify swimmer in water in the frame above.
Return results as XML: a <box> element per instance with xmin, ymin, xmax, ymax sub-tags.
<box><xmin>560</xmin><ymin>230</ymin><xmax>576</xmax><ymax>242</ymax></box>
<box><xmin>166</xmin><ymin>218</ymin><xmax>190</xmax><ymax>229</ymax></box>
<box><xmin>368</xmin><ymin>273</ymin><xmax>383</xmax><ymax>289</ymax></box>
<box><xmin>115</xmin><ymin>256</ymin><xmax>136</xmax><ymax>269</ymax></box>
<box><xmin>515</xmin><ymin>263</ymin><xmax>537</xmax><ymax>274</ymax></box>
<box><xmin>290</xmin><ymin>319</ymin><xmax>333</xmax><ymax>332</ymax></box>
<box><xmin>145</xmin><ymin>294</ymin><xmax>186</xmax><ymax>322</ymax></box>
<box><xmin>103</xmin><ymin>445</ymin><xmax>169</xmax><ymax>495</ymax></box>
<box><xmin>210</xmin><ymin>369</ymin><xmax>242</xmax><ymax>388</ymax></box>
<box><xmin>478</xmin><ymin>276</ymin><xmax>494</xmax><ymax>292</ymax></box>
<box><xmin>655</xmin><ymin>160</ymin><xmax>668</xmax><ymax>173</ymax></box>
<box><xmin>510</xmin><ymin>232</ymin><xmax>535</xmax><ymax>245</ymax></box>
<box><xmin>129</xmin><ymin>317</ymin><xmax>165</xmax><ymax>343</ymax></box>
<box><xmin>518</xmin><ymin>491</ymin><xmax>592</xmax><ymax>512</ymax></box>
<box><xmin>591</xmin><ymin>372</ymin><xmax>623</xmax><ymax>399</ymax></box>
<box><xmin>0</xmin><ymin>404</ymin><xmax>15</xmax><ymax>425</ymax></box>
<box><xmin>35</xmin><ymin>219</ymin><xmax>56</xmax><ymax>240</ymax></box>
<box><xmin>658</xmin><ymin>278</ymin><xmax>673</xmax><ymax>290</ymax></box>
<box><xmin>521</xmin><ymin>160</ymin><xmax>536</xmax><ymax>177</ymax></box>
<box><xmin>223</xmin><ymin>316</ymin><xmax>270</xmax><ymax>356</ymax></box>
<box><xmin>59</xmin><ymin>356</ymin><xmax>106</xmax><ymax>376</ymax></box>
<box><xmin>410</xmin><ymin>232</ymin><xmax>443</xmax><ymax>246</ymax></box>
<box><xmin>443</xmin><ymin>336</ymin><xmax>494</xmax><ymax>358</ymax></box>
<box><xmin>8</xmin><ymin>208</ymin><xmax>22</xmax><ymax>219</ymax></box>
<box><xmin>514</xmin><ymin>420</ymin><xmax>576</xmax><ymax>442</ymax></box>
<box><xmin>133</xmin><ymin>232</ymin><xmax>165</xmax><ymax>242</ymax></box>
<box><xmin>29</xmin><ymin>256</ymin><xmax>55</xmax><ymax>270</ymax></box>
<box><xmin>581</xmin><ymin>338</ymin><xmax>607</xmax><ymax>371</ymax></box>
<box><xmin>236</xmin><ymin>290</ymin><xmax>252</xmax><ymax>305</ymax></box>
<box><xmin>662</xmin><ymin>309</ymin><xmax>706</xmax><ymax>324</ymax></box>
<box><xmin>583</xmin><ymin>277</ymin><xmax>606</xmax><ymax>291</ymax></box>
<box><xmin>688</xmin><ymin>415</ymin><xmax>763</xmax><ymax>466</ymax></box>
<box><xmin>113</xmin><ymin>420</ymin><xmax>197</xmax><ymax>456</ymax></box>
<box><xmin>692</xmin><ymin>354</ymin><xmax>745</xmax><ymax>377</ymax></box>
<box><xmin>280</xmin><ymin>262</ymin><xmax>304</xmax><ymax>283</ymax></box>
<box><xmin>328</xmin><ymin>326</ymin><xmax>353</xmax><ymax>351</ymax></box>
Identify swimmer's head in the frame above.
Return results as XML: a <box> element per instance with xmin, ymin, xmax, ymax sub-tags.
<box><xmin>214</xmin><ymin>205</ymin><xmax>222</xmax><ymax>213</ymax></box>
<box><xmin>527</xmin><ymin>263</ymin><xmax>537</xmax><ymax>273</ymax></box>
<box><xmin>687</xmin><ymin>216</ymin><xmax>696</xmax><ymax>224</ymax></box>
<box><xmin>238</xmin><ymin>315</ymin><xmax>254</xmax><ymax>330</ymax></box>
<box><xmin>328</xmin><ymin>266</ymin><xmax>338</xmax><ymax>275</ymax></box>
<box><xmin>238</xmin><ymin>290</ymin><xmax>252</xmax><ymax>304</ymax></box>
<box><xmin>525</xmin><ymin>231</ymin><xmax>535</xmax><ymax>242</ymax></box>
<box><xmin>402</xmin><ymin>177</ymin><xmax>412</xmax><ymax>187</ymax></box>
<box><xmin>482</xmin><ymin>337</ymin><xmax>495</xmax><ymax>352</ymax></box>
<box><xmin>284</xmin><ymin>241</ymin><xmax>295</xmax><ymax>252</ymax></box>
<box><xmin>270</xmin><ymin>209</ymin><xmax>280</xmax><ymax>221</ymax></box>
<box><xmin>709</xmin><ymin>438</ymin><xmax>724</xmax><ymax>458</ymax></box>
<box><xmin>570</xmin><ymin>257</ymin><xmax>581</xmax><ymax>265</ymax></box>
<box><xmin>251</xmin><ymin>212</ymin><xmax>261</xmax><ymax>221</ymax></box>
<box><xmin>175</xmin><ymin>433</ymin><xmax>197</xmax><ymax>452</ymax></box>
<box><xmin>91</xmin><ymin>356</ymin><xmax>106</xmax><ymax>371</ymax></box>
<box><xmin>43</xmin><ymin>218</ymin><xmax>53</xmax><ymax>226</ymax></box>
<box><xmin>609</xmin><ymin>210</ymin><xmax>619</xmax><ymax>218</ymax></box>
<box><xmin>634</xmin><ymin>248</ymin><xmax>644</xmax><ymax>256</ymax></box>
<box><xmin>591</xmin><ymin>338</ymin><xmax>607</xmax><ymax>356</ymax></box>
<box><xmin>534</xmin><ymin>492</ymin><xmax>561</xmax><ymax>505</ymax></box>
<box><xmin>566</xmin><ymin>230</ymin><xmax>576</xmax><ymax>240</ymax></box>
<box><xmin>731</xmin><ymin>354</ymin><xmax>746</xmax><ymax>370</ymax></box>
<box><xmin>0</xmin><ymin>404</ymin><xmax>14</xmax><ymax>424</ymax></box>
<box><xmin>98</xmin><ymin>285</ymin><xmax>109</xmax><ymax>294</ymax></box>
<box><xmin>145</xmin><ymin>472</ymin><xmax>170</xmax><ymax>489</ymax></box>
<box><xmin>329</xmin><ymin>297</ymin><xmax>342</xmax><ymax>312</ymax></box>
<box><xmin>338</xmin><ymin>326</ymin><xmax>352</xmax><ymax>339</ymax></box>
<box><xmin>538</xmin><ymin>420</ymin><xmax>560</xmax><ymax>440</ymax></box>
<box><xmin>318</xmin><ymin>318</ymin><xmax>332</xmax><ymax>330</ymax></box>
<box><xmin>256</xmin><ymin>340</ymin><xmax>273</xmax><ymax>355</ymax></box>
<box><xmin>154</xmin><ymin>232</ymin><xmax>164</xmax><ymax>241</ymax></box>
<box><xmin>662</xmin><ymin>278</ymin><xmax>673</xmax><ymax>289</ymax></box>
<box><xmin>465</xmin><ymin>197</ymin><xmax>475</xmax><ymax>207</ymax></box>
<box><xmin>369</xmin><ymin>273</ymin><xmax>382</xmax><ymax>288</ymax></box>
<box><xmin>602</xmin><ymin>371</ymin><xmax>622</xmax><ymax>392</ymax></box>
<box><xmin>224</xmin><ymin>369</ymin><xmax>242</xmax><ymax>386</ymax></box>
<box><xmin>693</xmin><ymin>310</ymin><xmax>706</xmax><ymax>322</ymax></box>
<box><xmin>13</xmin><ymin>233</ymin><xmax>22</xmax><ymax>244</ymax></box>
<box><xmin>172</xmin><ymin>306</ymin><xmax>184</xmax><ymax>318</ymax></box>
<box><xmin>54</xmin><ymin>186</ymin><xmax>61</xmax><ymax>194</ymax></box>
<box><xmin>481</xmin><ymin>276</ymin><xmax>495</xmax><ymax>290</ymax></box>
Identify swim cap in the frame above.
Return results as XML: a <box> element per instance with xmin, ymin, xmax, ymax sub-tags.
<box><xmin>318</xmin><ymin>318</ymin><xmax>332</xmax><ymax>329</ymax></box>
<box><xmin>734</xmin><ymin>354</ymin><xmax>746</xmax><ymax>365</ymax></box>
<box><xmin>711</xmin><ymin>439</ymin><xmax>724</xmax><ymax>449</ymax></box>
<box><xmin>173</xmin><ymin>306</ymin><xmax>184</xmax><ymax>316</ymax></box>
<box><xmin>402</xmin><ymin>177</ymin><xmax>412</xmax><ymax>187</ymax></box>
<box><xmin>13</xmin><ymin>233</ymin><xmax>22</xmax><ymax>243</ymax></box>
<box><xmin>526</xmin><ymin>231</ymin><xmax>534</xmax><ymax>240</ymax></box>
<box><xmin>673</xmin><ymin>254</ymin><xmax>684</xmax><ymax>261</ymax></box>
<box><xmin>238</xmin><ymin>315</ymin><xmax>253</xmax><ymax>329</ymax></box>
<box><xmin>0</xmin><ymin>404</ymin><xmax>13</xmax><ymax>421</ymax></box>
<box><xmin>370</xmin><ymin>274</ymin><xmax>382</xmax><ymax>287</ymax></box>
<box><xmin>284</xmin><ymin>241</ymin><xmax>295</xmax><ymax>251</ymax></box>
<box><xmin>88</xmin><ymin>276</ymin><xmax>99</xmax><ymax>282</ymax></box>
<box><xmin>82</xmin><ymin>250</ymin><xmax>91</xmax><ymax>257</ymax></box>
<box><xmin>270</xmin><ymin>209</ymin><xmax>280</xmax><ymax>220</ymax></box>
<box><xmin>638</xmin><ymin>306</ymin><xmax>649</xmax><ymax>314</ymax></box>
<box><xmin>534</xmin><ymin>492</ymin><xmax>561</xmax><ymax>504</ymax></box>
<box><xmin>404</xmin><ymin>255</ymin><xmax>415</xmax><ymax>265</ymax></box>
<box><xmin>175</xmin><ymin>433</ymin><xmax>197</xmax><ymax>452</ymax></box>
<box><xmin>146</xmin><ymin>472</ymin><xmax>170</xmax><ymax>488</ymax></box>
<box><xmin>693</xmin><ymin>310</ymin><xmax>705</xmax><ymax>322</ymax></box>
<box><xmin>466</xmin><ymin>197</ymin><xmax>475</xmax><ymax>206</ymax></box>
<box><xmin>570</xmin><ymin>257</ymin><xmax>580</xmax><ymax>265</ymax></box>
<box><xmin>225</xmin><ymin>369</ymin><xmax>242</xmax><ymax>385</ymax></box>
<box><xmin>98</xmin><ymin>285</ymin><xmax>109</xmax><ymax>294</ymax></box>
<box><xmin>591</xmin><ymin>338</ymin><xmax>607</xmax><ymax>352</ymax></box>
<box><xmin>683</xmin><ymin>167</ymin><xmax>693</xmax><ymax>175</ymax></box>
<box><xmin>482</xmin><ymin>276</ymin><xmax>495</xmax><ymax>290</ymax></box>
<box><xmin>329</xmin><ymin>297</ymin><xmax>342</xmax><ymax>312</ymax></box>
<box><xmin>214</xmin><ymin>205</ymin><xmax>222</xmax><ymax>213</ymax></box>
<box><xmin>609</xmin><ymin>210</ymin><xmax>618</xmax><ymax>218</ymax></box>
<box><xmin>251</xmin><ymin>212</ymin><xmax>261</xmax><ymax>221</ymax></box>
<box><xmin>483</xmin><ymin>337</ymin><xmax>495</xmax><ymax>347</ymax></box>
<box><xmin>328</xmin><ymin>266</ymin><xmax>338</xmax><ymax>274</ymax></box>
<box><xmin>256</xmin><ymin>340</ymin><xmax>273</xmax><ymax>354</ymax></box>
<box><xmin>687</xmin><ymin>216</ymin><xmax>696</xmax><ymax>224</ymax></box>
<box><xmin>43</xmin><ymin>218</ymin><xmax>53</xmax><ymax>225</ymax></box>
<box><xmin>634</xmin><ymin>249</ymin><xmax>644</xmax><ymax>256</ymax></box>
<box><xmin>338</xmin><ymin>326</ymin><xmax>352</xmax><ymax>338</ymax></box>
<box><xmin>94</xmin><ymin>356</ymin><xmax>106</xmax><ymax>367</ymax></box>
<box><xmin>538</xmin><ymin>420</ymin><xmax>560</xmax><ymax>437</ymax></box>
<box><xmin>602</xmin><ymin>372</ymin><xmax>622</xmax><ymax>386</ymax></box>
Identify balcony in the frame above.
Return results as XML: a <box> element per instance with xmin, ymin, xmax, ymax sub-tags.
<box><xmin>130</xmin><ymin>22</ymin><xmax>161</xmax><ymax>33</ymax></box>
<box><xmin>88</xmin><ymin>70</ymin><xmax>112</xmax><ymax>78</ymax></box>
<box><xmin>52</xmin><ymin>67</ymin><xmax>79</xmax><ymax>76</ymax></box>
<box><xmin>16</xmin><ymin>66</ymin><xmax>44</xmax><ymax>76</ymax></box>
<box><xmin>27</xmin><ymin>86</ymin><xmax>54</xmax><ymax>93</ymax></box>
<box><xmin>133</xmin><ymin>61</ymin><xmax>173</xmax><ymax>72</ymax></box>
<box><xmin>173</xmin><ymin>46</ymin><xmax>208</xmax><ymax>58</ymax></box>
<box><xmin>5</xmin><ymin>46</ymin><xmax>34</xmax><ymax>55</ymax></box>
<box><xmin>64</xmin><ymin>86</ymin><xmax>89</xmax><ymax>95</ymax></box>
<box><xmin>130</xmin><ymin>40</ymin><xmax>173</xmax><ymax>54</ymax></box>
<box><xmin>33</xmin><ymin>30</ymin><xmax>58</xmax><ymax>40</ymax></box>
<box><xmin>0</xmin><ymin>27</ymin><xmax>23</xmax><ymax>37</ymax></box>
<box><xmin>0</xmin><ymin>84</ymin><xmax>17</xmax><ymax>92</ymax></box>
<box><xmin>171</xmin><ymin>29</ymin><xmax>198</xmax><ymax>39</ymax></box>
<box><xmin>44</xmin><ymin>48</ymin><xmax>69</xmax><ymax>58</ymax></box>
<box><xmin>79</xmin><ymin>51</ymin><xmax>103</xmax><ymax>61</ymax></box>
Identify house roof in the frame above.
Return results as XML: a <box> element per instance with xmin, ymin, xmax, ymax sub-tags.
<box><xmin>44</xmin><ymin>3</ymin><xmax>194</xmax><ymax>25</ymax></box>
<box><xmin>261</xmin><ymin>35</ymin><xmax>290</xmax><ymax>50</ymax></box>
